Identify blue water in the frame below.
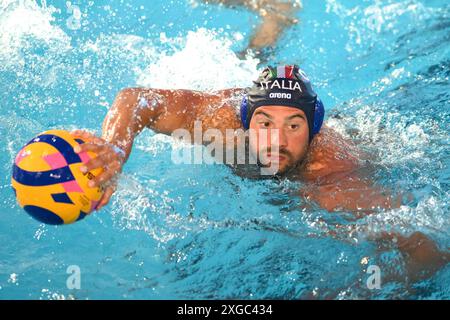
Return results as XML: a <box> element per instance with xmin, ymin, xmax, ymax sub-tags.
<box><xmin>0</xmin><ymin>0</ymin><xmax>449</xmax><ymax>299</ymax></box>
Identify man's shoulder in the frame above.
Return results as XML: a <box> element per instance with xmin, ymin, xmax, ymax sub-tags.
<box><xmin>301</xmin><ymin>126</ymin><xmax>362</xmax><ymax>182</ymax></box>
<box><xmin>192</xmin><ymin>89</ymin><xmax>246</xmax><ymax>133</ymax></box>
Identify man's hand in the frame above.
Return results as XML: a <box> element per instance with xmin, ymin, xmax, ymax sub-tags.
<box><xmin>369</xmin><ymin>231</ymin><xmax>449</xmax><ymax>283</ymax></box>
<box><xmin>71</xmin><ymin>130</ymin><xmax>125</xmax><ymax>211</ymax></box>
<box><xmin>392</xmin><ymin>232</ymin><xmax>449</xmax><ymax>282</ymax></box>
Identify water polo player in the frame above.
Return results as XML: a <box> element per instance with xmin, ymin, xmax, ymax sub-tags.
<box><xmin>71</xmin><ymin>64</ymin><xmax>449</xmax><ymax>282</ymax></box>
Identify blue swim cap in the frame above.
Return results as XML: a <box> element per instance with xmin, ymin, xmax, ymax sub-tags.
<box><xmin>240</xmin><ymin>65</ymin><xmax>325</xmax><ymax>142</ymax></box>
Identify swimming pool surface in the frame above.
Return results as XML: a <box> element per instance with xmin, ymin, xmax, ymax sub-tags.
<box><xmin>0</xmin><ymin>0</ymin><xmax>449</xmax><ymax>299</ymax></box>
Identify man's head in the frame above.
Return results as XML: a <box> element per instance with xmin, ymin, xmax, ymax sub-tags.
<box><xmin>240</xmin><ymin>65</ymin><xmax>325</xmax><ymax>175</ymax></box>
<box><xmin>248</xmin><ymin>105</ymin><xmax>310</xmax><ymax>175</ymax></box>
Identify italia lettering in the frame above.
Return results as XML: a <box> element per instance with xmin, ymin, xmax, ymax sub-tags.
<box><xmin>260</xmin><ymin>79</ymin><xmax>302</xmax><ymax>92</ymax></box>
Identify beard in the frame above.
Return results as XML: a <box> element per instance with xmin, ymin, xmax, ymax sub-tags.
<box><xmin>256</xmin><ymin>147</ymin><xmax>306</xmax><ymax>176</ymax></box>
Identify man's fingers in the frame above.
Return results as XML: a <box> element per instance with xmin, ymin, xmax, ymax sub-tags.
<box><xmin>81</xmin><ymin>153</ymin><xmax>109</xmax><ymax>175</ymax></box>
<box><xmin>71</xmin><ymin>130</ymin><xmax>96</xmax><ymax>140</ymax></box>
<box><xmin>70</xmin><ymin>130</ymin><xmax>120</xmax><ymax>212</ymax></box>
<box><xmin>70</xmin><ymin>129</ymin><xmax>84</xmax><ymax>136</ymax></box>
<box><xmin>71</xmin><ymin>129</ymin><xmax>91</xmax><ymax>137</ymax></box>
<box><xmin>91</xmin><ymin>162</ymin><xmax>121</xmax><ymax>187</ymax></box>
<box><xmin>95</xmin><ymin>186</ymin><xmax>115</xmax><ymax>211</ymax></box>
<box><xmin>74</xmin><ymin>142</ymin><xmax>105</xmax><ymax>155</ymax></box>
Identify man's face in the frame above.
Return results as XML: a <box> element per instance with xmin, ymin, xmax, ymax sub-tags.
<box><xmin>248</xmin><ymin>105</ymin><xmax>309</xmax><ymax>175</ymax></box>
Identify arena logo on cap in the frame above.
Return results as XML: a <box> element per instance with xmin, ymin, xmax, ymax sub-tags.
<box><xmin>269</xmin><ymin>92</ymin><xmax>292</xmax><ymax>99</ymax></box>
<box><xmin>259</xmin><ymin>79</ymin><xmax>303</xmax><ymax>93</ymax></box>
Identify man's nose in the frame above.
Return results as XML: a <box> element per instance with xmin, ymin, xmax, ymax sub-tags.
<box><xmin>280</xmin><ymin>128</ymin><xmax>289</xmax><ymax>148</ymax></box>
<box><xmin>270</xmin><ymin>127</ymin><xmax>288</xmax><ymax>149</ymax></box>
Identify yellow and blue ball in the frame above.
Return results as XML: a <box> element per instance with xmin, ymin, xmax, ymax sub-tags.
<box><xmin>11</xmin><ymin>130</ymin><xmax>104</xmax><ymax>225</ymax></box>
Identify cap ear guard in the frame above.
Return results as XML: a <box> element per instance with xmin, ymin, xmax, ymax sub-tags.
<box><xmin>240</xmin><ymin>95</ymin><xmax>250</xmax><ymax>130</ymax></box>
<box><xmin>312</xmin><ymin>98</ymin><xmax>325</xmax><ymax>135</ymax></box>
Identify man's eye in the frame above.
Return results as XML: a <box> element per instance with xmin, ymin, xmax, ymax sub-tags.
<box><xmin>290</xmin><ymin>124</ymin><xmax>300</xmax><ymax>130</ymax></box>
<box><xmin>260</xmin><ymin>122</ymin><xmax>271</xmax><ymax>127</ymax></box>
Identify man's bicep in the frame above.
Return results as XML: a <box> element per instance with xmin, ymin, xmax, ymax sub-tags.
<box><xmin>138</xmin><ymin>89</ymin><xmax>210</xmax><ymax>135</ymax></box>
<box><xmin>146</xmin><ymin>88</ymin><xmax>242</xmax><ymax>136</ymax></box>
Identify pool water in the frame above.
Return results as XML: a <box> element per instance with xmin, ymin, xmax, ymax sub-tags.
<box><xmin>0</xmin><ymin>0</ymin><xmax>449</xmax><ymax>299</ymax></box>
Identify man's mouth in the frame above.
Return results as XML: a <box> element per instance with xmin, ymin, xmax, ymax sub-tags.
<box><xmin>266</xmin><ymin>153</ymin><xmax>287</xmax><ymax>162</ymax></box>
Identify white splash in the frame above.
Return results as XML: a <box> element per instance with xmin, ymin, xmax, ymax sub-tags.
<box><xmin>0</xmin><ymin>0</ymin><xmax>71</xmax><ymax>65</ymax></box>
<box><xmin>361</xmin><ymin>195</ymin><xmax>449</xmax><ymax>235</ymax></box>
<box><xmin>137</xmin><ymin>28</ymin><xmax>259</xmax><ymax>91</ymax></box>
<box><xmin>8</xmin><ymin>273</ymin><xmax>18</xmax><ymax>285</ymax></box>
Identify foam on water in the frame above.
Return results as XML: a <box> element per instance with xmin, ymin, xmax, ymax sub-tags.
<box><xmin>137</xmin><ymin>28</ymin><xmax>259</xmax><ymax>91</ymax></box>
<box><xmin>0</xmin><ymin>0</ymin><xmax>71</xmax><ymax>67</ymax></box>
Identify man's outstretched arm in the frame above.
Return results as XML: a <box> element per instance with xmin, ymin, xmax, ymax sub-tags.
<box><xmin>299</xmin><ymin>135</ymin><xmax>449</xmax><ymax>282</ymax></box>
<box><xmin>73</xmin><ymin>87</ymin><xmax>242</xmax><ymax>209</ymax></box>
<box><xmin>304</xmin><ymin>178</ymin><xmax>449</xmax><ymax>283</ymax></box>
<box><xmin>102</xmin><ymin>88</ymin><xmax>242</xmax><ymax>158</ymax></box>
